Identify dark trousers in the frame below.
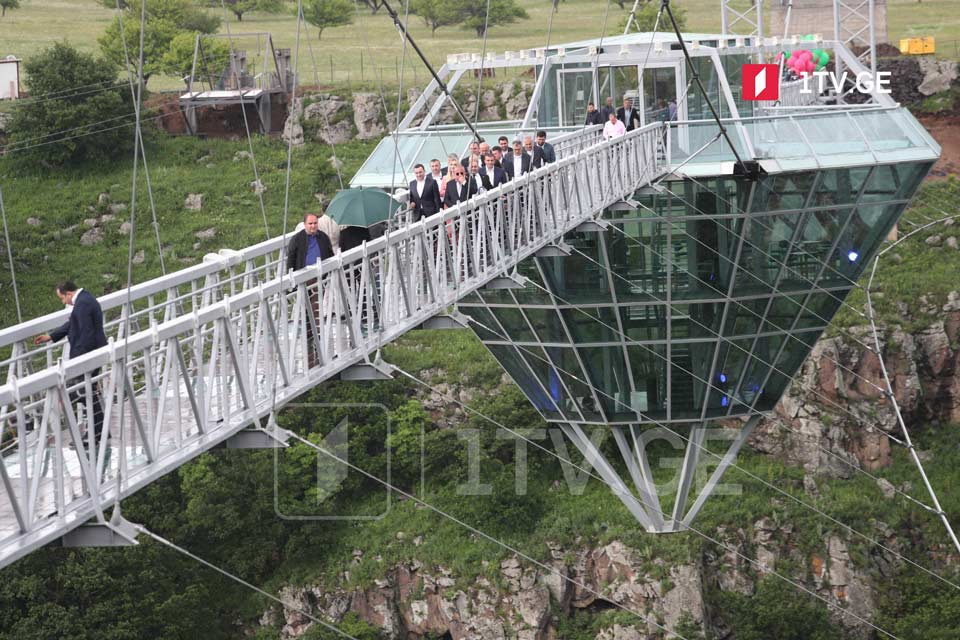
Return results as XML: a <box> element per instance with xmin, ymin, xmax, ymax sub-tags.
<box><xmin>305</xmin><ymin>279</ymin><xmax>321</xmax><ymax>368</ymax></box>
<box><xmin>69</xmin><ymin>370</ymin><xmax>104</xmax><ymax>442</ymax></box>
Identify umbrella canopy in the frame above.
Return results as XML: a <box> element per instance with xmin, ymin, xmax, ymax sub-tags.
<box><xmin>325</xmin><ymin>187</ymin><xmax>402</xmax><ymax>227</ymax></box>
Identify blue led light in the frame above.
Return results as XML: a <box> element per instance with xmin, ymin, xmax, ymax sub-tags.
<box><xmin>719</xmin><ymin>373</ymin><xmax>727</xmax><ymax>384</ymax></box>
<box><xmin>847</xmin><ymin>250</ymin><xmax>859</xmax><ymax>262</ymax></box>
<box><xmin>721</xmin><ymin>396</ymin><xmax>729</xmax><ymax>407</ymax></box>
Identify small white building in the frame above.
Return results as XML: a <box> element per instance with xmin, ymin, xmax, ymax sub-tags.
<box><xmin>0</xmin><ymin>56</ymin><xmax>21</xmax><ymax>100</ymax></box>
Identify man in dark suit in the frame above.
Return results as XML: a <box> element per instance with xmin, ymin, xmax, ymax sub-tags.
<box><xmin>408</xmin><ymin>163</ymin><xmax>442</xmax><ymax>221</ymax></box>
<box><xmin>480</xmin><ymin>154</ymin><xmax>506</xmax><ymax>190</ymax></box>
<box><xmin>34</xmin><ymin>281</ymin><xmax>108</xmax><ymax>440</ymax></box>
<box><xmin>502</xmin><ymin>139</ymin><xmax>531</xmax><ymax>181</ymax></box>
<box><xmin>617</xmin><ymin>97</ymin><xmax>642</xmax><ymax>132</ymax></box>
<box><xmin>461</xmin><ymin>141</ymin><xmax>481</xmax><ymax>171</ymax></box>
<box><xmin>600</xmin><ymin>96</ymin><xmax>616</xmax><ymax>122</ymax></box>
<box><xmin>584</xmin><ymin>102</ymin><xmax>603</xmax><ymax>126</ymax></box>
<box><xmin>535</xmin><ymin>131</ymin><xmax>556</xmax><ymax>165</ymax></box>
<box><xmin>285</xmin><ymin>212</ymin><xmax>335</xmax><ymax>368</ymax></box>
<box><xmin>443</xmin><ymin>166</ymin><xmax>478</xmax><ymax>208</ymax></box>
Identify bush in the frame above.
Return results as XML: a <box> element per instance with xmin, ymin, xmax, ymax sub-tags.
<box><xmin>7</xmin><ymin>43</ymin><xmax>133</xmax><ymax>168</ymax></box>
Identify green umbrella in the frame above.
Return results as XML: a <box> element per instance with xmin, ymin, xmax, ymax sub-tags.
<box><xmin>325</xmin><ymin>187</ymin><xmax>402</xmax><ymax>227</ymax></box>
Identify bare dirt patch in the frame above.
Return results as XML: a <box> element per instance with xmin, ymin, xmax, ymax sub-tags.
<box><xmin>918</xmin><ymin>114</ymin><xmax>960</xmax><ymax>178</ymax></box>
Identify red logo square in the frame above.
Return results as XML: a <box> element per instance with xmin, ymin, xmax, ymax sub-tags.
<box><xmin>742</xmin><ymin>64</ymin><xmax>779</xmax><ymax>101</ymax></box>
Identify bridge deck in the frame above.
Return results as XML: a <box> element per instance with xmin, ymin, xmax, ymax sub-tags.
<box><xmin>0</xmin><ymin>123</ymin><xmax>667</xmax><ymax>567</ymax></box>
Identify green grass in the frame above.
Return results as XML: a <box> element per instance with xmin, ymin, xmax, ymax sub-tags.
<box><xmin>0</xmin><ymin>129</ymin><xmax>377</xmax><ymax>328</ymax></box>
<box><xmin>3</xmin><ymin>0</ymin><xmax>960</xmax><ymax>95</ymax></box>
<box><xmin>832</xmin><ymin>178</ymin><xmax>960</xmax><ymax>333</ymax></box>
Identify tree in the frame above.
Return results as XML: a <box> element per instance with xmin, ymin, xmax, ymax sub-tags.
<box><xmin>621</xmin><ymin>1</ymin><xmax>684</xmax><ymax>32</ymax></box>
<box><xmin>458</xmin><ymin>0</ymin><xmax>528</xmax><ymax>38</ymax></box>
<box><xmin>98</xmin><ymin>0</ymin><xmax>220</xmax><ymax>85</ymax></box>
<box><xmin>210</xmin><ymin>0</ymin><xmax>284</xmax><ymax>22</ymax></box>
<box><xmin>7</xmin><ymin>43</ymin><xmax>132</xmax><ymax>168</ymax></box>
<box><xmin>302</xmin><ymin>0</ymin><xmax>353</xmax><ymax>40</ymax></box>
<box><xmin>356</xmin><ymin>0</ymin><xmax>383</xmax><ymax>14</ymax></box>
<box><xmin>160</xmin><ymin>32</ymin><xmax>232</xmax><ymax>84</ymax></box>
<box><xmin>410</xmin><ymin>0</ymin><xmax>460</xmax><ymax>35</ymax></box>
<box><xmin>0</xmin><ymin>0</ymin><xmax>20</xmax><ymax>17</ymax></box>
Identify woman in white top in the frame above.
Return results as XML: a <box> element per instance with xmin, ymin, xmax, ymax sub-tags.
<box><xmin>603</xmin><ymin>112</ymin><xmax>626</xmax><ymax>140</ymax></box>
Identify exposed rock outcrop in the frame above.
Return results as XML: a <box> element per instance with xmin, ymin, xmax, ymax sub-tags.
<box><xmin>754</xmin><ymin>298</ymin><xmax>960</xmax><ymax>478</ymax></box>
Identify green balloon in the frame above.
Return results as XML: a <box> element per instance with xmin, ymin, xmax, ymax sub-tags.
<box><xmin>803</xmin><ymin>34</ymin><xmax>815</xmax><ymax>41</ymax></box>
<box><xmin>784</xmin><ymin>50</ymin><xmax>792</xmax><ymax>59</ymax></box>
<box><xmin>820</xmin><ymin>51</ymin><xmax>830</xmax><ymax>65</ymax></box>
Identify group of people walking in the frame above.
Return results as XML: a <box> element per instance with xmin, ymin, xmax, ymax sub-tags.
<box><xmin>407</xmin><ymin>130</ymin><xmax>556</xmax><ymax>220</ymax></box>
<box><xmin>584</xmin><ymin>96</ymin><xmax>677</xmax><ymax>140</ymax></box>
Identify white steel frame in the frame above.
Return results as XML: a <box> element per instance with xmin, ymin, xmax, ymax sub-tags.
<box><xmin>0</xmin><ymin>125</ymin><xmax>666</xmax><ymax>568</ymax></box>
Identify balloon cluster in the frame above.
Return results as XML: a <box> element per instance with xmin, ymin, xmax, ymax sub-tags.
<box><xmin>780</xmin><ymin>35</ymin><xmax>830</xmax><ymax>75</ymax></box>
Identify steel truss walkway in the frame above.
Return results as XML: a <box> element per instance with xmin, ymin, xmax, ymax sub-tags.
<box><xmin>0</xmin><ymin>124</ymin><xmax>667</xmax><ymax>568</ymax></box>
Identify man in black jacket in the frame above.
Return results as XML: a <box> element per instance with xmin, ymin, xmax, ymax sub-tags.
<box><xmin>584</xmin><ymin>102</ymin><xmax>603</xmax><ymax>126</ymax></box>
<box><xmin>616</xmin><ymin>97</ymin><xmax>642</xmax><ymax>132</ymax></box>
<box><xmin>287</xmin><ymin>212</ymin><xmax>335</xmax><ymax>272</ymax></box>
<box><xmin>408</xmin><ymin>163</ymin><xmax>443</xmax><ymax>221</ymax></box>
<box><xmin>443</xmin><ymin>166</ymin><xmax>478</xmax><ymax>208</ymax></box>
<box><xmin>479</xmin><ymin>154</ymin><xmax>507</xmax><ymax>190</ymax></box>
<box><xmin>286</xmin><ymin>212</ymin><xmax>335</xmax><ymax>367</ymax></box>
<box><xmin>34</xmin><ymin>281</ymin><xmax>108</xmax><ymax>440</ymax></box>
<box><xmin>503</xmin><ymin>139</ymin><xmax>531</xmax><ymax>181</ymax></box>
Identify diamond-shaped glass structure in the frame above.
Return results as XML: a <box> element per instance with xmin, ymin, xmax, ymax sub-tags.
<box><xmin>351</xmin><ymin>31</ymin><xmax>939</xmax><ymax>531</ymax></box>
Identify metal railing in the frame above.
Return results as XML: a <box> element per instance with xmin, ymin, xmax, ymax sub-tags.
<box><xmin>0</xmin><ymin>122</ymin><xmax>667</xmax><ymax>568</ymax></box>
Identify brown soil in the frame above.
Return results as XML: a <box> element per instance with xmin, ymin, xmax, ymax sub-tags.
<box><xmin>917</xmin><ymin>114</ymin><xmax>960</xmax><ymax>179</ymax></box>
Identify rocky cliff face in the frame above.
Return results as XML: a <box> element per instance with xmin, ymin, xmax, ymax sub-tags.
<box><xmin>258</xmin><ymin>303</ymin><xmax>960</xmax><ymax>639</ymax></box>
<box><xmin>267</xmin><ymin>541</ymin><xmax>707</xmax><ymax>640</ymax></box>
<box><xmin>754</xmin><ymin>292</ymin><xmax>960</xmax><ymax>480</ymax></box>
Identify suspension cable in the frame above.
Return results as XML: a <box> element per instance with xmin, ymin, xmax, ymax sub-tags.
<box><xmin>272</xmin><ymin>0</ymin><xmax>306</xmax><ymax>428</ymax></box>
<box><xmin>615</xmin><ymin>196</ymin><xmax>887</xmax><ymax>393</ymax></box>
<box><xmin>654</xmin><ymin>176</ymin><xmax>955</xmax><ymax>358</ymax></box>
<box><xmin>284</xmin><ymin>430</ymin><xmax>693</xmax><ymax>640</ymax></box>
<box><xmin>471</xmin><ymin>0</ymin><xmax>492</xmax><ymax>131</ymax></box>
<box><xmin>215</xmin><ymin>7</ymin><xmax>274</xmax><ymax>240</ymax></box>
<box><xmin>0</xmin><ymin>189</ymin><xmax>22</xmax><ymax>324</ymax></box>
<box><xmin>661</xmin><ymin>0</ymin><xmax>750</xmax><ymax>175</ymax></box>
<box><xmin>112</xmin><ymin>0</ymin><xmax>148</xmax><ymax>515</ymax></box>
<box><xmin>461</xmin><ymin>298</ymin><xmax>959</xmax><ymax>593</ymax></box>
<box><xmin>867</xmin><ymin>226</ymin><xmax>960</xmax><ymax>554</ymax></box>
<box><xmin>134</xmin><ymin>526</ymin><xmax>361</xmax><ymax>639</ymax></box>
<box><xmin>387</xmin><ymin>0</ymin><xmax>414</xmax><ymax>197</ymax></box>
<box><xmin>114</xmin><ymin>0</ymin><xmax>166</xmax><ymax>274</ymax></box>
<box><xmin>380</xmin><ymin>0</ymin><xmax>481</xmax><ymax>143</ymax></box>
<box><xmin>300</xmin><ymin>6</ymin><xmax>344</xmax><ymax>190</ymax></box>
<box><xmin>563</xmin><ymin>240</ymin><xmax>938</xmax><ymax>514</ymax></box>
<box><xmin>286</xmin><ymin>418</ymin><xmax>901</xmax><ymax>639</ymax></box>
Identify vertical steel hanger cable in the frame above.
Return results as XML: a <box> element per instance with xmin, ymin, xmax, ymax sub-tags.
<box><xmin>0</xmin><ymin>189</ymin><xmax>22</xmax><ymax>324</ymax></box>
<box><xmin>114</xmin><ymin>0</ymin><xmax>166</xmax><ymax>274</ymax></box>
<box><xmin>217</xmin><ymin>0</ymin><xmax>275</xmax><ymax>239</ymax></box>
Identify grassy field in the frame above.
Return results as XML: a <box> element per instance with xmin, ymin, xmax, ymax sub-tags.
<box><xmin>1</xmin><ymin>0</ymin><xmax>959</xmax><ymax>94</ymax></box>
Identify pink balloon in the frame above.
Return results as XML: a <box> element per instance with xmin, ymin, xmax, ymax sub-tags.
<box><xmin>804</xmin><ymin>60</ymin><xmax>815</xmax><ymax>73</ymax></box>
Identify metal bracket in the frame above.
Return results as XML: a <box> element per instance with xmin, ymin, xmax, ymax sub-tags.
<box><xmin>483</xmin><ymin>274</ymin><xmax>529</xmax><ymax>290</ymax></box>
<box><xmin>61</xmin><ymin>515</ymin><xmax>140</xmax><ymax>548</ymax></box>
<box><xmin>607</xmin><ymin>200</ymin><xmax>640</xmax><ymax>212</ymax></box>
<box><xmin>338</xmin><ymin>360</ymin><xmax>395</xmax><ymax>381</ymax></box>
<box><xmin>416</xmin><ymin>310</ymin><xmax>470</xmax><ymax>330</ymax></box>
<box><xmin>223</xmin><ymin>427</ymin><xmax>290</xmax><ymax>449</ymax></box>
<box><xmin>535</xmin><ymin>242</ymin><xmax>573</xmax><ymax>258</ymax></box>
<box><xmin>574</xmin><ymin>219</ymin><xmax>611</xmax><ymax>233</ymax></box>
